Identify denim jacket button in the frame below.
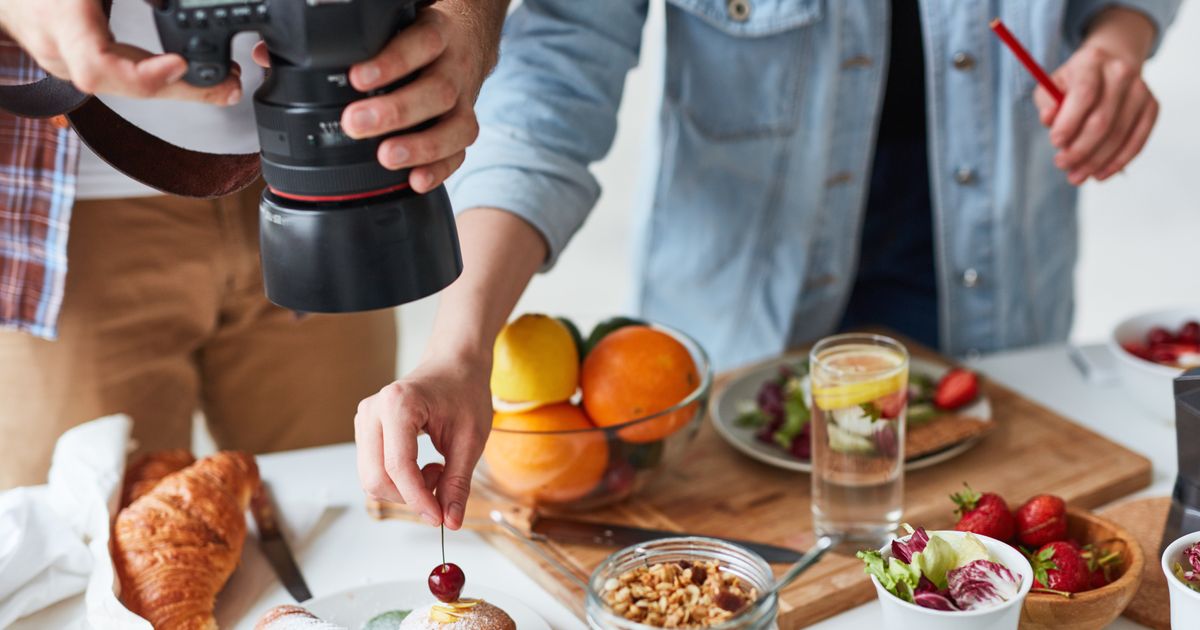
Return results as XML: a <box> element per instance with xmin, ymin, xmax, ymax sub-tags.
<box><xmin>727</xmin><ymin>0</ymin><xmax>751</xmax><ymax>22</ymax></box>
<box><xmin>962</xmin><ymin>268</ymin><xmax>980</xmax><ymax>288</ymax></box>
<box><xmin>952</xmin><ymin>51</ymin><xmax>976</xmax><ymax>71</ymax></box>
<box><xmin>955</xmin><ymin>167</ymin><xmax>975</xmax><ymax>184</ymax></box>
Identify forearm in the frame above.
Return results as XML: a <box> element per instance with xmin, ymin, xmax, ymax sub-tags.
<box><xmin>1083</xmin><ymin>6</ymin><xmax>1157</xmax><ymax>64</ymax></box>
<box><xmin>436</xmin><ymin>0</ymin><xmax>510</xmax><ymax>97</ymax></box>
<box><xmin>423</xmin><ymin>208</ymin><xmax>546</xmax><ymax>364</ymax></box>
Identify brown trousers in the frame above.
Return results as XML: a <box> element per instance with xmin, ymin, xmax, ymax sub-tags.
<box><xmin>0</xmin><ymin>184</ymin><xmax>397</xmax><ymax>489</ymax></box>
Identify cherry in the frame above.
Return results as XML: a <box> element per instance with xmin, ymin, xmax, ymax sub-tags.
<box><xmin>1180</xmin><ymin>321</ymin><xmax>1200</xmax><ymax>345</ymax></box>
<box><xmin>428</xmin><ymin>563</ymin><xmax>465</xmax><ymax>603</ymax></box>
<box><xmin>1147</xmin><ymin>326</ymin><xmax>1173</xmax><ymax>346</ymax></box>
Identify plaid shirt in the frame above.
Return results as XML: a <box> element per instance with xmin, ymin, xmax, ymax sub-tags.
<box><xmin>0</xmin><ymin>39</ymin><xmax>80</xmax><ymax>339</ymax></box>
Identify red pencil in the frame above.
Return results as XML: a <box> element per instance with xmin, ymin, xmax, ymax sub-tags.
<box><xmin>989</xmin><ymin>18</ymin><xmax>1065</xmax><ymax>104</ymax></box>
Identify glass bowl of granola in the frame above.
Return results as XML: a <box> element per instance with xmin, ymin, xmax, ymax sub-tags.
<box><xmin>585</xmin><ymin>537</ymin><xmax>776</xmax><ymax>629</ymax></box>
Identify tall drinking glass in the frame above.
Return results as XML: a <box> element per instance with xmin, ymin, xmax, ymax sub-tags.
<box><xmin>809</xmin><ymin>333</ymin><xmax>908</xmax><ymax>549</ymax></box>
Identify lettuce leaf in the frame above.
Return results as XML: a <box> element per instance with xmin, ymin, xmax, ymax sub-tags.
<box><xmin>912</xmin><ymin>533</ymin><xmax>958</xmax><ymax>590</ymax></box>
<box><xmin>858</xmin><ymin>550</ymin><xmax>922</xmax><ymax>603</ymax></box>
<box><xmin>947</xmin><ymin>559</ymin><xmax>1020</xmax><ymax>610</ymax></box>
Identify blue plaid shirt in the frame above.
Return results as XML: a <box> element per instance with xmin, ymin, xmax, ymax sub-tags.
<box><xmin>0</xmin><ymin>38</ymin><xmax>79</xmax><ymax>339</ymax></box>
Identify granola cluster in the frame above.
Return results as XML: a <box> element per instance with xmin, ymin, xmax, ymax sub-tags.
<box><xmin>599</xmin><ymin>559</ymin><xmax>758</xmax><ymax>627</ymax></box>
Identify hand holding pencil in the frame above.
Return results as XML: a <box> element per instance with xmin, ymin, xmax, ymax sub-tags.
<box><xmin>992</xmin><ymin>7</ymin><xmax>1160</xmax><ymax>184</ymax></box>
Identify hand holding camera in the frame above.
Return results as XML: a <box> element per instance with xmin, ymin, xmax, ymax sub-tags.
<box><xmin>259</xmin><ymin>5</ymin><xmax>492</xmax><ymax>194</ymax></box>
<box><xmin>0</xmin><ymin>0</ymin><xmax>241</xmax><ymax>104</ymax></box>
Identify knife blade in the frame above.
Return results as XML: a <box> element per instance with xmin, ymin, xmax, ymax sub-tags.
<box><xmin>251</xmin><ymin>481</ymin><xmax>313</xmax><ymax>602</ymax></box>
<box><xmin>530</xmin><ymin>516</ymin><xmax>804</xmax><ymax>564</ymax></box>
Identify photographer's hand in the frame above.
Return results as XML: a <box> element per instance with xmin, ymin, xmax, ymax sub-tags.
<box><xmin>0</xmin><ymin>0</ymin><xmax>242</xmax><ymax>104</ymax></box>
<box><xmin>253</xmin><ymin>1</ymin><xmax>507</xmax><ymax>193</ymax></box>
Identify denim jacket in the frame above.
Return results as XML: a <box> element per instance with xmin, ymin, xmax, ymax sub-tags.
<box><xmin>449</xmin><ymin>0</ymin><xmax>1179</xmax><ymax>370</ymax></box>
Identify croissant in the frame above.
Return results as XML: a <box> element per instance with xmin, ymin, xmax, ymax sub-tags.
<box><xmin>121</xmin><ymin>449</ymin><xmax>197</xmax><ymax>507</ymax></box>
<box><xmin>255</xmin><ymin>605</ymin><xmax>347</xmax><ymax>630</ymax></box>
<box><xmin>113</xmin><ymin>451</ymin><xmax>260</xmax><ymax>630</ymax></box>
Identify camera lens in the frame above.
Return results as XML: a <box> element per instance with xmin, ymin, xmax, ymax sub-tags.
<box><xmin>253</xmin><ymin>65</ymin><xmax>410</xmax><ymax>199</ymax></box>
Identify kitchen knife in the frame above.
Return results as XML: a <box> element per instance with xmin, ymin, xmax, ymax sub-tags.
<box><xmin>530</xmin><ymin>516</ymin><xmax>804</xmax><ymax>564</ymax></box>
<box><xmin>251</xmin><ymin>481</ymin><xmax>313</xmax><ymax>602</ymax></box>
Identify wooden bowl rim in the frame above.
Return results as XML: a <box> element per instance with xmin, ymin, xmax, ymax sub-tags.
<box><xmin>1023</xmin><ymin>508</ymin><xmax>1144</xmax><ymax>605</ymax></box>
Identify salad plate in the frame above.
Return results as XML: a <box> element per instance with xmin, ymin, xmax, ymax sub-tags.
<box><xmin>711</xmin><ymin>355</ymin><xmax>992</xmax><ymax>473</ymax></box>
<box><xmin>302</xmin><ymin>580</ymin><xmax>549</xmax><ymax>629</ymax></box>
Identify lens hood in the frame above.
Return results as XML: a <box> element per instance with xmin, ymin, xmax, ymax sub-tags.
<box><xmin>260</xmin><ymin>185</ymin><xmax>462</xmax><ymax>313</ymax></box>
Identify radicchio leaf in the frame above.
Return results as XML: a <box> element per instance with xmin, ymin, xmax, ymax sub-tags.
<box><xmin>947</xmin><ymin>559</ymin><xmax>1021</xmax><ymax>611</ymax></box>
<box><xmin>1174</xmin><ymin>542</ymin><xmax>1200</xmax><ymax>592</ymax></box>
<box><xmin>1186</xmin><ymin>542</ymin><xmax>1200</xmax><ymax>577</ymax></box>
<box><xmin>913</xmin><ymin>590</ymin><xmax>960</xmax><ymax>611</ymax></box>
<box><xmin>892</xmin><ymin>527</ymin><xmax>930</xmax><ymax>564</ymax></box>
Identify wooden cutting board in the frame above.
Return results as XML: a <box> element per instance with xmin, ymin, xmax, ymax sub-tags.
<box><xmin>476</xmin><ymin>345</ymin><xmax>1153</xmax><ymax>628</ymax></box>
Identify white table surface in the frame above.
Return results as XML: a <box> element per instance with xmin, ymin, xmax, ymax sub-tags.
<box><xmin>12</xmin><ymin>342</ymin><xmax>1178</xmax><ymax>629</ymax></box>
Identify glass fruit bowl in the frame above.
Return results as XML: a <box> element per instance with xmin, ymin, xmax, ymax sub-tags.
<box><xmin>478</xmin><ymin>322</ymin><xmax>712</xmax><ymax>511</ymax></box>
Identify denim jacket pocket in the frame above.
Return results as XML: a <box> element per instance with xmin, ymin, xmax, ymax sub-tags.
<box><xmin>664</xmin><ymin>0</ymin><xmax>823</xmax><ymax>139</ymax></box>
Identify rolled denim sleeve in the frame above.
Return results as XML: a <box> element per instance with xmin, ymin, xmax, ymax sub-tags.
<box><xmin>1064</xmin><ymin>0</ymin><xmax>1181</xmax><ymax>54</ymax></box>
<box><xmin>447</xmin><ymin>0</ymin><xmax>649</xmax><ymax>269</ymax></box>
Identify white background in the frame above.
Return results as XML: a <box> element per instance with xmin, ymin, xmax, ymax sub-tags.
<box><xmin>394</xmin><ymin>1</ymin><xmax>1200</xmax><ymax>373</ymax></box>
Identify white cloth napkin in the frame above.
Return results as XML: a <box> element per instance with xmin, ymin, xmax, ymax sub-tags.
<box><xmin>0</xmin><ymin>415</ymin><xmax>132</xmax><ymax>628</ymax></box>
<box><xmin>3</xmin><ymin>415</ymin><xmax>335</xmax><ymax>629</ymax></box>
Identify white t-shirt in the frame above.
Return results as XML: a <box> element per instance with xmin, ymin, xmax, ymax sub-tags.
<box><xmin>75</xmin><ymin>0</ymin><xmax>265</xmax><ymax>200</ymax></box>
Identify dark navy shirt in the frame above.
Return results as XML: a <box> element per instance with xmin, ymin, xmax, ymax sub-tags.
<box><xmin>839</xmin><ymin>0</ymin><xmax>940</xmax><ymax>349</ymax></box>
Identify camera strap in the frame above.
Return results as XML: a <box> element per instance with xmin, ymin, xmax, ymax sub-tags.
<box><xmin>0</xmin><ymin>0</ymin><xmax>263</xmax><ymax>199</ymax></box>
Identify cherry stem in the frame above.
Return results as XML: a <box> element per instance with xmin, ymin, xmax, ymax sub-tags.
<box><xmin>441</xmin><ymin>523</ymin><xmax>446</xmax><ymax>566</ymax></box>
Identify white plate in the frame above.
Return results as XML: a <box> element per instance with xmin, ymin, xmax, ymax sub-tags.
<box><xmin>304</xmin><ymin>580</ymin><xmax>550</xmax><ymax>629</ymax></box>
<box><xmin>711</xmin><ymin>355</ymin><xmax>992</xmax><ymax>473</ymax></box>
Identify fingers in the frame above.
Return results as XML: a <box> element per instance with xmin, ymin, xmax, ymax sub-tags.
<box><xmin>342</xmin><ymin>69</ymin><xmax>459</xmax><ymax>139</ymax></box>
<box><xmin>349</xmin><ymin>8</ymin><xmax>448</xmax><ymax>92</ymax></box>
<box><xmin>436</xmin><ymin>428</ymin><xmax>484</xmax><ymax>531</ymax></box>
<box><xmin>376</xmin><ymin>105</ymin><xmax>478</xmax><ymax>171</ymax></box>
<box><xmin>355</xmin><ymin>403</ymin><xmax>406</xmax><ymax>504</ymax></box>
<box><xmin>1055</xmin><ymin>55</ymin><xmax>1136</xmax><ymax>173</ymax></box>
<box><xmin>1095</xmin><ymin>96</ymin><xmax>1158</xmax><ymax>180</ymax></box>
<box><xmin>1032</xmin><ymin>86</ymin><xmax>1061</xmax><ymax>127</ymax></box>
<box><xmin>252</xmin><ymin>42</ymin><xmax>271</xmax><ymax>68</ymax></box>
<box><xmin>410</xmin><ymin>151</ymin><xmax>467</xmax><ymax>193</ymax></box>
<box><xmin>1069</xmin><ymin>81</ymin><xmax>1150</xmax><ymax>184</ymax></box>
<box><xmin>377</xmin><ymin>385</ymin><xmax>443</xmax><ymax>526</ymax></box>
<box><xmin>1048</xmin><ymin>51</ymin><xmax>1103</xmax><ymax>149</ymax></box>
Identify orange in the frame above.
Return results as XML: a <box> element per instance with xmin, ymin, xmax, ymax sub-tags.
<box><xmin>483</xmin><ymin>404</ymin><xmax>608</xmax><ymax>504</ymax></box>
<box><xmin>581</xmin><ymin>326</ymin><xmax>699</xmax><ymax>443</ymax></box>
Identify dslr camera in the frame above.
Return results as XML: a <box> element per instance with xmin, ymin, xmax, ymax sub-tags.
<box><xmin>153</xmin><ymin>0</ymin><xmax>463</xmax><ymax>313</ymax></box>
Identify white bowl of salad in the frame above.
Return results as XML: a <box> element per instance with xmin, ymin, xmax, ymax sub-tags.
<box><xmin>1162</xmin><ymin>530</ymin><xmax>1200</xmax><ymax>628</ymax></box>
<box><xmin>860</xmin><ymin>527</ymin><xmax>1033</xmax><ymax>630</ymax></box>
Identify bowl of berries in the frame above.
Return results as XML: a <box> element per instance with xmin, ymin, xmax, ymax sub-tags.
<box><xmin>1109</xmin><ymin>307</ymin><xmax>1200</xmax><ymax>421</ymax></box>
<box><xmin>946</xmin><ymin>486</ymin><xmax>1143</xmax><ymax>630</ymax></box>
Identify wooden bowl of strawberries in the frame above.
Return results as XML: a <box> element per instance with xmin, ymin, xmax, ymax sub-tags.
<box><xmin>950</xmin><ymin>488</ymin><xmax>1143</xmax><ymax>630</ymax></box>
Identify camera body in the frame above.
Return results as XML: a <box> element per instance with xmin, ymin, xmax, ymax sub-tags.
<box><xmin>151</xmin><ymin>0</ymin><xmax>463</xmax><ymax>313</ymax></box>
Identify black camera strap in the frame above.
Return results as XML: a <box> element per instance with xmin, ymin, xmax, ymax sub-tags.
<box><xmin>0</xmin><ymin>0</ymin><xmax>263</xmax><ymax>199</ymax></box>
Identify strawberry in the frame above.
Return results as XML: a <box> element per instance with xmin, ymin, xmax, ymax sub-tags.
<box><xmin>1031</xmin><ymin>541</ymin><xmax>1090</xmax><ymax>594</ymax></box>
<box><xmin>1015</xmin><ymin>495</ymin><xmax>1068</xmax><ymax>547</ymax></box>
<box><xmin>878</xmin><ymin>390</ymin><xmax>906</xmax><ymax>420</ymax></box>
<box><xmin>950</xmin><ymin>484</ymin><xmax>1016</xmax><ymax>542</ymax></box>
<box><xmin>1081</xmin><ymin>541</ymin><xmax>1123</xmax><ymax>591</ymax></box>
<box><xmin>1089</xmin><ymin>567</ymin><xmax>1110</xmax><ymax>589</ymax></box>
<box><xmin>933</xmin><ymin>369</ymin><xmax>978</xmax><ymax>410</ymax></box>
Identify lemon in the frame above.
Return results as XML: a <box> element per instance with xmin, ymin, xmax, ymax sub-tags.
<box><xmin>491</xmin><ymin>314</ymin><xmax>580</xmax><ymax>407</ymax></box>
<box><xmin>811</xmin><ymin>370</ymin><xmax>907</xmax><ymax>410</ymax></box>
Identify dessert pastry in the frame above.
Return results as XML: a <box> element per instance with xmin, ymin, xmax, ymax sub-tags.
<box><xmin>120</xmin><ymin>448</ymin><xmax>197</xmax><ymax>507</ymax></box>
<box><xmin>255</xmin><ymin>605</ymin><xmax>347</xmax><ymax>630</ymax></box>
<box><xmin>113</xmin><ymin>451</ymin><xmax>260</xmax><ymax>630</ymax></box>
<box><xmin>399</xmin><ymin>599</ymin><xmax>516</xmax><ymax>630</ymax></box>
